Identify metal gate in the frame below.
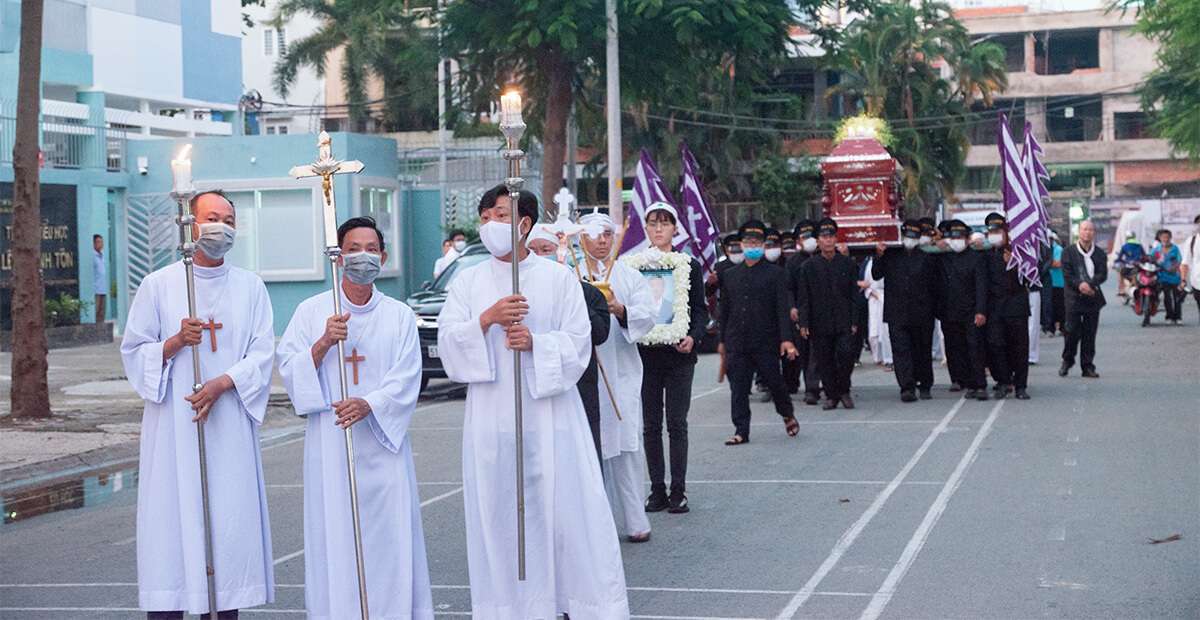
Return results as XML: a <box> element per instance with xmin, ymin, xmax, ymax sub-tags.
<box><xmin>124</xmin><ymin>193</ymin><xmax>178</xmax><ymax>300</ymax></box>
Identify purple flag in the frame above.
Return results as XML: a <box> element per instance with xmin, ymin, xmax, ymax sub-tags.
<box><xmin>1020</xmin><ymin>122</ymin><xmax>1051</xmax><ymax>248</ymax></box>
<box><xmin>679</xmin><ymin>142</ymin><xmax>721</xmax><ymax>274</ymax></box>
<box><xmin>619</xmin><ymin>149</ymin><xmax>689</xmax><ymax>256</ymax></box>
<box><xmin>998</xmin><ymin>113</ymin><xmax>1042</xmax><ymax>287</ymax></box>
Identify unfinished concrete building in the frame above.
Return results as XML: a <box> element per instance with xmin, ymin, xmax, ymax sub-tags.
<box><xmin>954</xmin><ymin>7</ymin><xmax>1200</xmax><ymax>203</ymax></box>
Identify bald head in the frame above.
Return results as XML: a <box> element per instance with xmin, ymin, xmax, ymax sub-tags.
<box><xmin>192</xmin><ymin>191</ymin><xmax>236</xmax><ymax>228</ymax></box>
<box><xmin>1077</xmin><ymin>219</ymin><xmax>1095</xmax><ymax>245</ymax></box>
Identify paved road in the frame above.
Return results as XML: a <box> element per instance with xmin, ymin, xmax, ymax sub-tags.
<box><xmin>2</xmin><ymin>294</ymin><xmax>1198</xmax><ymax>619</ymax></box>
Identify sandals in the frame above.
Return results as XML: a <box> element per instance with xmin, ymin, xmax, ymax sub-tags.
<box><xmin>724</xmin><ymin>434</ymin><xmax>748</xmax><ymax>446</ymax></box>
<box><xmin>784</xmin><ymin>416</ymin><xmax>800</xmax><ymax>437</ymax></box>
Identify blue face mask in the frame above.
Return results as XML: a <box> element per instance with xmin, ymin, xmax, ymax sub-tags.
<box><xmin>744</xmin><ymin>247</ymin><xmax>765</xmax><ymax>261</ymax></box>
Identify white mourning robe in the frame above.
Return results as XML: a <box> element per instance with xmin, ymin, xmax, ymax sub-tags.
<box><xmin>120</xmin><ymin>262</ymin><xmax>275</xmax><ymax>614</ymax></box>
<box><xmin>433</xmin><ymin>247</ymin><xmax>459</xmax><ymax>279</ymax></box>
<box><xmin>438</xmin><ymin>255</ymin><xmax>630</xmax><ymax>620</ymax></box>
<box><xmin>590</xmin><ymin>260</ymin><xmax>655</xmax><ymax>537</ymax></box>
<box><xmin>863</xmin><ymin>258</ymin><xmax>892</xmax><ymax>365</ymax></box>
<box><xmin>1027</xmin><ymin>289</ymin><xmax>1041</xmax><ymax>364</ymax></box>
<box><xmin>276</xmin><ymin>287</ymin><xmax>433</xmax><ymax>620</ymax></box>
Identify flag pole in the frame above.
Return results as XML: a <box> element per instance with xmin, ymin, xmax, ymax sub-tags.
<box><xmin>499</xmin><ymin>91</ymin><xmax>528</xmax><ymax>581</ymax></box>
<box><xmin>169</xmin><ymin>145</ymin><xmax>218</xmax><ymax>620</ymax></box>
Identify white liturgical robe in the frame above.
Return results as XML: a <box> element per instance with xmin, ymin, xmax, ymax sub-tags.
<box><xmin>437</xmin><ymin>254</ymin><xmax>630</xmax><ymax>620</ymax></box>
<box><xmin>120</xmin><ymin>261</ymin><xmax>275</xmax><ymax>614</ymax></box>
<box><xmin>276</xmin><ymin>287</ymin><xmax>433</xmax><ymax>620</ymax></box>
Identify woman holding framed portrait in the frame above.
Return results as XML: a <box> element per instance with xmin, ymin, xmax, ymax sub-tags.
<box><xmin>629</xmin><ymin>202</ymin><xmax>709</xmax><ymax>515</ymax></box>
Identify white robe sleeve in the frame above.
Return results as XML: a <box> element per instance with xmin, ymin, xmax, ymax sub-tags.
<box><xmin>221</xmin><ymin>280</ymin><xmax>276</xmax><ymax>424</ymax></box>
<box><xmin>616</xmin><ymin>263</ymin><xmax>657</xmax><ymax>344</ymax></box>
<box><xmin>277</xmin><ymin>302</ymin><xmax>333</xmax><ymax>416</ymax></box>
<box><xmin>120</xmin><ymin>275</ymin><xmax>173</xmax><ymax>404</ymax></box>
<box><xmin>437</xmin><ymin>273</ymin><xmax>498</xmax><ymax>384</ymax></box>
<box><xmin>525</xmin><ymin>268</ymin><xmax>592</xmax><ymax>399</ymax></box>
<box><xmin>362</xmin><ymin>305</ymin><xmax>422</xmax><ymax>454</ymax></box>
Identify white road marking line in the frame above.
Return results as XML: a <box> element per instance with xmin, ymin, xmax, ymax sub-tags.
<box><xmin>0</xmin><ymin>582</ymin><xmax>872</xmax><ymax>597</ymax></box>
<box><xmin>273</xmin><ymin>548</ymin><xmax>305</xmax><ymax>566</ymax></box>
<box><xmin>858</xmin><ymin>399</ymin><xmax>1004</xmax><ymax>620</ymax></box>
<box><xmin>687</xmin><ymin>420</ymin><xmax>944</xmax><ymax>428</ymax></box>
<box><xmin>774</xmin><ymin>397</ymin><xmax>968</xmax><ymax>619</ymax></box>
<box><xmin>112</xmin><ymin>535</ymin><xmax>136</xmax><ymax>546</ymax></box>
<box><xmin>267</xmin><ymin>481</ymin><xmax>463</xmax><ymax>489</ymax></box>
<box><xmin>684</xmin><ymin>479</ymin><xmax>944</xmax><ymax>486</ymax></box>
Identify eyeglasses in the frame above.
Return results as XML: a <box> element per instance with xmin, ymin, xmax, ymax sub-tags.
<box><xmin>646</xmin><ymin>220</ymin><xmax>674</xmax><ymax>229</ymax></box>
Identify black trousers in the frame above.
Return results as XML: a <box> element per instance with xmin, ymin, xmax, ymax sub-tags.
<box><xmin>148</xmin><ymin>612</ymin><xmax>238</xmax><ymax>619</ymax></box>
<box><xmin>1163</xmin><ymin>286</ymin><xmax>1184</xmax><ymax>321</ymax></box>
<box><xmin>641</xmin><ymin>357</ymin><xmax>695</xmax><ymax>495</ymax></box>
<box><xmin>727</xmin><ymin>349</ymin><xmax>794</xmax><ymax>439</ymax></box>
<box><xmin>1192</xmin><ymin>289</ymin><xmax>1200</xmax><ymax>320</ymax></box>
<box><xmin>889</xmin><ymin>322</ymin><xmax>935</xmax><ymax>393</ymax></box>
<box><xmin>1062</xmin><ymin>309</ymin><xmax>1100</xmax><ymax>372</ymax></box>
<box><xmin>809</xmin><ymin>332</ymin><xmax>856</xmax><ymax>400</ymax></box>
<box><xmin>804</xmin><ymin>337</ymin><xmax>822</xmax><ymax>397</ymax></box>
<box><xmin>782</xmin><ymin>352</ymin><xmax>803</xmax><ymax>394</ymax></box>
<box><xmin>988</xmin><ymin>315</ymin><xmax>1029</xmax><ymax>389</ymax></box>
<box><xmin>1051</xmin><ymin>288</ymin><xmax>1066</xmax><ymax>331</ymax></box>
<box><xmin>942</xmin><ymin>321</ymin><xmax>988</xmax><ymax>390</ymax></box>
<box><xmin>577</xmin><ymin>374</ymin><xmax>603</xmax><ymax>467</ymax></box>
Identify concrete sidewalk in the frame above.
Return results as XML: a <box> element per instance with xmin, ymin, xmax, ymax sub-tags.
<box><xmin>0</xmin><ymin>342</ymin><xmax>303</xmax><ymax>483</ymax></box>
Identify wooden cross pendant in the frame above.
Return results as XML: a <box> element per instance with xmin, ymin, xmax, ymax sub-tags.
<box><xmin>345</xmin><ymin>348</ymin><xmax>366</xmax><ymax>386</ymax></box>
<box><xmin>202</xmin><ymin>318</ymin><xmax>223</xmax><ymax>352</ymax></box>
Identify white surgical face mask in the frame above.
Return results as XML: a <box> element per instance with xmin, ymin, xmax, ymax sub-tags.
<box><xmin>196</xmin><ymin>222</ymin><xmax>236</xmax><ymax>259</ymax></box>
<box><xmin>987</xmin><ymin>232</ymin><xmax>1004</xmax><ymax>247</ymax></box>
<box><xmin>729</xmin><ymin>252</ymin><xmax>745</xmax><ymax>265</ymax></box>
<box><xmin>902</xmin><ymin>238</ymin><xmax>920</xmax><ymax>250</ymax></box>
<box><xmin>765</xmin><ymin>248</ymin><xmax>782</xmax><ymax>262</ymax></box>
<box><xmin>919</xmin><ymin>235</ymin><xmax>932</xmax><ymax>246</ymax></box>
<box><xmin>802</xmin><ymin>237</ymin><xmax>818</xmax><ymax>253</ymax></box>
<box><xmin>479</xmin><ymin>219</ymin><xmax>526</xmax><ymax>258</ymax></box>
<box><xmin>453</xmin><ymin>240</ymin><xmax>467</xmax><ymax>252</ymax></box>
<box><xmin>342</xmin><ymin>251</ymin><xmax>382</xmax><ymax>285</ymax></box>
<box><xmin>949</xmin><ymin>239</ymin><xmax>967</xmax><ymax>253</ymax></box>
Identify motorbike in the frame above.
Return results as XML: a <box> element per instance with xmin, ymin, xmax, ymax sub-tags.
<box><xmin>1132</xmin><ymin>259</ymin><xmax>1159</xmax><ymax>327</ymax></box>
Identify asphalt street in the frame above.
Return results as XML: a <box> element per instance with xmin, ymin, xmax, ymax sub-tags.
<box><xmin>2</xmin><ymin>293</ymin><xmax>1198</xmax><ymax>619</ymax></box>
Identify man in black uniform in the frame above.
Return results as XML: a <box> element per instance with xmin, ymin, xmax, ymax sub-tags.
<box><xmin>717</xmin><ymin>220</ymin><xmax>799</xmax><ymax>445</ymax></box>
<box><xmin>764</xmin><ymin>228</ymin><xmax>784</xmax><ymax>265</ymax></box>
<box><xmin>984</xmin><ymin>212</ymin><xmax>1032</xmax><ymax>400</ymax></box>
<box><xmin>796</xmin><ymin>218</ymin><xmax>861</xmax><ymax>410</ymax></box>
<box><xmin>782</xmin><ymin>219</ymin><xmax>820</xmax><ymax>402</ymax></box>
<box><xmin>780</xmin><ymin>230</ymin><xmax>798</xmax><ymax>263</ymax></box>
<box><xmin>937</xmin><ymin>220</ymin><xmax>990</xmax><ymax>401</ymax></box>
<box><xmin>872</xmin><ymin>219</ymin><xmax>940</xmax><ymax>402</ymax></box>
<box><xmin>777</xmin><ymin>228</ymin><xmax>802</xmax><ymax>395</ymax></box>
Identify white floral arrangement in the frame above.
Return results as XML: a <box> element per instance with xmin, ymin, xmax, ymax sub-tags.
<box><xmin>622</xmin><ymin>248</ymin><xmax>692</xmax><ymax>346</ymax></box>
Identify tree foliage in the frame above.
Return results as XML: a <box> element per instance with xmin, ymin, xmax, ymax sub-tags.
<box><xmin>1116</xmin><ymin>0</ymin><xmax>1200</xmax><ymax>160</ymax></box>
<box><xmin>273</xmin><ymin>0</ymin><xmax>437</xmax><ymax>131</ymax></box>
<box><xmin>752</xmin><ymin>154</ymin><xmax>821</xmax><ymax>226</ymax></box>
<box><xmin>827</xmin><ymin>0</ymin><xmax>1007</xmax><ymax>213</ymax></box>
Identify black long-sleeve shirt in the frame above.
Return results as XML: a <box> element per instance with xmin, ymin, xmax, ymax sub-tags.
<box><xmin>785</xmin><ymin>251</ymin><xmax>813</xmax><ymax>310</ymax></box>
<box><xmin>717</xmin><ymin>260</ymin><xmax>792</xmax><ymax>353</ymax></box>
<box><xmin>796</xmin><ymin>252</ymin><xmax>861</xmax><ymax>336</ymax></box>
<box><xmin>871</xmin><ymin>247</ymin><xmax>940</xmax><ymax>326</ymax></box>
<box><xmin>937</xmin><ymin>250</ymin><xmax>988</xmax><ymax>322</ymax></box>
<box><xmin>986</xmin><ymin>249</ymin><xmax>1031</xmax><ymax>319</ymax></box>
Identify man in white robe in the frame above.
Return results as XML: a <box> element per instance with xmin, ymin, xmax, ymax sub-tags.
<box><xmin>579</xmin><ymin>211</ymin><xmax>656</xmax><ymax>543</ymax></box>
<box><xmin>861</xmin><ymin>256</ymin><xmax>892</xmax><ymax>366</ymax></box>
<box><xmin>276</xmin><ymin>217</ymin><xmax>434</xmax><ymax>619</ymax></box>
<box><xmin>438</xmin><ymin>185</ymin><xmax>630</xmax><ymax>619</ymax></box>
<box><xmin>120</xmin><ymin>191</ymin><xmax>275</xmax><ymax>618</ymax></box>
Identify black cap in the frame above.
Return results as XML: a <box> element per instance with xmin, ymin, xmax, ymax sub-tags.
<box><xmin>765</xmin><ymin>228</ymin><xmax>781</xmax><ymax>243</ymax></box>
<box><xmin>794</xmin><ymin>219</ymin><xmax>816</xmax><ymax>238</ymax></box>
<box><xmin>739</xmin><ymin>219</ymin><xmax>767</xmax><ymax>240</ymax></box>
<box><xmin>723</xmin><ymin>233</ymin><xmax>742</xmax><ymax>247</ymax></box>
<box><xmin>937</xmin><ymin>219</ymin><xmax>954</xmax><ymax>234</ymax></box>
<box><xmin>901</xmin><ymin>219</ymin><xmax>923</xmax><ymax>239</ymax></box>
<box><xmin>984</xmin><ymin>212</ymin><xmax>1007</xmax><ymax>231</ymax></box>
<box><xmin>947</xmin><ymin>219</ymin><xmax>970</xmax><ymax>238</ymax></box>
<box><xmin>780</xmin><ymin>230</ymin><xmax>796</xmax><ymax>242</ymax></box>
<box><xmin>817</xmin><ymin>217</ymin><xmax>838</xmax><ymax>236</ymax></box>
<box><xmin>917</xmin><ymin>217</ymin><xmax>936</xmax><ymax>234</ymax></box>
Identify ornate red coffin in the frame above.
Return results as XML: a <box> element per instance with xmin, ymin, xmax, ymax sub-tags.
<box><xmin>819</xmin><ymin>136</ymin><xmax>903</xmax><ymax>247</ymax></box>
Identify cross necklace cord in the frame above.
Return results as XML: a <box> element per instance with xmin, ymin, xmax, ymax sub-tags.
<box><xmin>195</xmin><ymin>268</ymin><xmax>232</xmax><ymax>353</ymax></box>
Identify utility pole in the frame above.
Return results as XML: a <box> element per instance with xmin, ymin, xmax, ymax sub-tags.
<box><xmin>436</xmin><ymin>0</ymin><xmax>448</xmax><ymax>229</ymax></box>
<box><xmin>566</xmin><ymin>102</ymin><xmax>578</xmax><ymax>199</ymax></box>
<box><xmin>605</xmin><ymin>0</ymin><xmax>621</xmax><ymax>219</ymax></box>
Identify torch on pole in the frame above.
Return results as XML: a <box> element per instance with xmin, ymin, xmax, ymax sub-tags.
<box><xmin>499</xmin><ymin>90</ymin><xmax>528</xmax><ymax>581</ymax></box>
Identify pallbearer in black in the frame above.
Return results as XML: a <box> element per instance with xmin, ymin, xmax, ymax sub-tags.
<box><xmin>937</xmin><ymin>220</ymin><xmax>991</xmax><ymax>401</ymax></box>
<box><xmin>872</xmin><ymin>219</ymin><xmax>941</xmax><ymax>402</ymax></box>
<box><xmin>795</xmin><ymin>218</ymin><xmax>861</xmax><ymax>411</ymax></box>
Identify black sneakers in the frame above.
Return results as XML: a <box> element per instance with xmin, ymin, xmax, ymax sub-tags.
<box><xmin>645</xmin><ymin>491</ymin><xmax>669</xmax><ymax>513</ymax></box>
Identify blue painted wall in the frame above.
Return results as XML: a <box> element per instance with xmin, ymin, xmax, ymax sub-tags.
<box><xmin>180</xmin><ymin>0</ymin><xmax>241</xmax><ymax>104</ymax></box>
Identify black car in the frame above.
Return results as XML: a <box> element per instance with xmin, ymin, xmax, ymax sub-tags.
<box><xmin>406</xmin><ymin>243</ymin><xmax>490</xmax><ymax>392</ymax></box>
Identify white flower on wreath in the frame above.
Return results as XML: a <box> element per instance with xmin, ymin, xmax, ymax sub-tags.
<box><xmin>622</xmin><ymin>248</ymin><xmax>692</xmax><ymax>346</ymax></box>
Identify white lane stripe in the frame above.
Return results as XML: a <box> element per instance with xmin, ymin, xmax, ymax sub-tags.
<box><xmin>0</xmin><ymin>582</ymin><xmax>873</xmax><ymax>597</ymax></box>
<box><xmin>271</xmin><ymin>486</ymin><xmax>463</xmax><ymax>566</ymax></box>
<box><xmin>685</xmin><ymin>479</ymin><xmax>944</xmax><ymax>486</ymax></box>
<box><xmin>774</xmin><ymin>397</ymin><xmax>968</xmax><ymax>619</ymax></box>
<box><xmin>858</xmin><ymin>399</ymin><xmax>1005</xmax><ymax>620</ymax></box>
<box><xmin>267</xmin><ymin>481</ymin><xmax>464</xmax><ymax>488</ymax></box>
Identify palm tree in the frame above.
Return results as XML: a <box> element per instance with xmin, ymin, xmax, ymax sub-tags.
<box><xmin>272</xmin><ymin>0</ymin><xmax>436</xmax><ymax>132</ymax></box>
<box><xmin>827</xmin><ymin>0</ymin><xmax>1007</xmax><ymax>212</ymax></box>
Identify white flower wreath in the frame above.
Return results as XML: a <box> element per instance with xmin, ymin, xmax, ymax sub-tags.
<box><xmin>622</xmin><ymin>248</ymin><xmax>692</xmax><ymax>346</ymax></box>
